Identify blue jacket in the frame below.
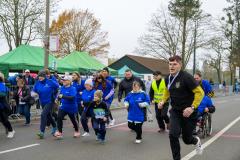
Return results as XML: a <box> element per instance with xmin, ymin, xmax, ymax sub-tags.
<box><xmin>8</xmin><ymin>74</ymin><xmax>18</xmax><ymax>85</ymax></box>
<box><xmin>124</xmin><ymin>90</ymin><xmax>150</xmax><ymax>122</ymax></box>
<box><xmin>73</xmin><ymin>79</ymin><xmax>86</xmax><ymax>104</ymax></box>
<box><xmin>48</xmin><ymin>75</ymin><xmax>59</xmax><ymax>99</ymax></box>
<box><xmin>198</xmin><ymin>96</ymin><xmax>213</xmax><ymax>114</ymax></box>
<box><xmin>82</xmin><ymin>89</ymin><xmax>95</xmax><ymax>115</ymax></box>
<box><xmin>201</xmin><ymin>80</ymin><xmax>213</xmax><ymax>96</ymax></box>
<box><xmin>32</xmin><ymin>78</ymin><xmax>59</xmax><ymax>106</ymax></box>
<box><xmin>23</xmin><ymin>75</ymin><xmax>34</xmax><ymax>85</ymax></box>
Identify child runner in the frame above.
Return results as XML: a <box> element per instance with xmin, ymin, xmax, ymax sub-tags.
<box><xmin>124</xmin><ymin>81</ymin><xmax>150</xmax><ymax>144</ymax></box>
<box><xmin>53</xmin><ymin>76</ymin><xmax>80</xmax><ymax>138</ymax></box>
<box><xmin>94</xmin><ymin>74</ymin><xmax>114</xmax><ymax>129</ymax></box>
<box><xmin>80</xmin><ymin>79</ymin><xmax>95</xmax><ymax>137</ymax></box>
<box><xmin>85</xmin><ymin>90</ymin><xmax>109</xmax><ymax>144</ymax></box>
<box><xmin>32</xmin><ymin>70</ymin><xmax>59</xmax><ymax>138</ymax></box>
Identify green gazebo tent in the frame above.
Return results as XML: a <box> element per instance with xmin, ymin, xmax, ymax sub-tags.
<box><xmin>0</xmin><ymin>62</ymin><xmax>9</xmax><ymax>78</ymax></box>
<box><xmin>0</xmin><ymin>44</ymin><xmax>79</xmax><ymax>74</ymax></box>
<box><xmin>112</xmin><ymin>65</ymin><xmax>144</xmax><ymax>79</ymax></box>
<box><xmin>61</xmin><ymin>51</ymin><xmax>118</xmax><ymax>75</ymax></box>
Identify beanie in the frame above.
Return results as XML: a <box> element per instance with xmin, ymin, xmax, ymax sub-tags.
<box><xmin>38</xmin><ymin>70</ymin><xmax>46</xmax><ymax>78</ymax></box>
<box><xmin>85</xmin><ymin>79</ymin><xmax>93</xmax><ymax>87</ymax></box>
<box><xmin>94</xmin><ymin>90</ymin><xmax>103</xmax><ymax>100</ymax></box>
<box><xmin>103</xmin><ymin>67</ymin><xmax>109</xmax><ymax>73</ymax></box>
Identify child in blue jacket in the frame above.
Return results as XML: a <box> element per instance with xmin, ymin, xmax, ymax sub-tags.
<box><xmin>124</xmin><ymin>81</ymin><xmax>150</xmax><ymax>144</ymax></box>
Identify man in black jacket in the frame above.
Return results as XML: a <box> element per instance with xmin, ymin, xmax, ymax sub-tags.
<box><xmin>118</xmin><ymin>69</ymin><xmax>145</xmax><ymax>102</ymax></box>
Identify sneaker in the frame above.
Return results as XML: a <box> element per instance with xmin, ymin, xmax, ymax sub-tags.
<box><xmin>45</xmin><ymin>125</ymin><xmax>49</xmax><ymax>129</ymax></box>
<box><xmin>158</xmin><ymin>128</ymin><xmax>165</xmax><ymax>132</ymax></box>
<box><xmin>74</xmin><ymin>131</ymin><xmax>80</xmax><ymax>138</ymax></box>
<box><xmin>195</xmin><ymin>137</ymin><xmax>203</xmax><ymax>155</ymax></box>
<box><xmin>36</xmin><ymin>109</ymin><xmax>39</xmax><ymax>114</ymax></box>
<box><xmin>135</xmin><ymin>139</ymin><xmax>141</xmax><ymax>144</ymax></box>
<box><xmin>101</xmin><ymin>140</ymin><xmax>105</xmax><ymax>144</ymax></box>
<box><xmin>53</xmin><ymin>131</ymin><xmax>62</xmax><ymax>138</ymax></box>
<box><xmin>63</xmin><ymin>116</ymin><xmax>68</xmax><ymax>120</ymax></box>
<box><xmin>130</xmin><ymin>129</ymin><xmax>134</xmax><ymax>132</ymax></box>
<box><xmin>106</xmin><ymin>123</ymin><xmax>110</xmax><ymax>129</ymax></box>
<box><xmin>110</xmin><ymin>119</ymin><xmax>115</xmax><ymax>126</ymax></box>
<box><xmin>37</xmin><ymin>132</ymin><xmax>44</xmax><ymax>138</ymax></box>
<box><xmin>24</xmin><ymin>122</ymin><xmax>31</xmax><ymax>126</ymax></box>
<box><xmin>7</xmin><ymin>130</ymin><xmax>15</xmax><ymax>138</ymax></box>
<box><xmin>82</xmin><ymin>132</ymin><xmax>90</xmax><ymax>137</ymax></box>
<box><xmin>51</xmin><ymin>126</ymin><xmax>58</xmax><ymax>134</ymax></box>
<box><xmin>167</xmin><ymin>123</ymin><xmax>170</xmax><ymax>130</ymax></box>
<box><xmin>96</xmin><ymin>133</ymin><xmax>101</xmax><ymax>141</ymax></box>
<box><xmin>5</xmin><ymin>127</ymin><xmax>8</xmax><ymax>134</ymax></box>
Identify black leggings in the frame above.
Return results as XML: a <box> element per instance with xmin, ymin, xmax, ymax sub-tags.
<box><xmin>109</xmin><ymin>112</ymin><xmax>113</xmax><ymax>120</ymax></box>
<box><xmin>76</xmin><ymin>103</ymin><xmax>83</xmax><ymax>123</ymax></box>
<box><xmin>57</xmin><ymin>109</ymin><xmax>79</xmax><ymax>133</ymax></box>
<box><xmin>0</xmin><ymin>109</ymin><xmax>13</xmax><ymax>132</ymax></box>
<box><xmin>36</xmin><ymin>99</ymin><xmax>40</xmax><ymax>109</ymax></box>
<box><xmin>128</xmin><ymin>121</ymin><xmax>143</xmax><ymax>140</ymax></box>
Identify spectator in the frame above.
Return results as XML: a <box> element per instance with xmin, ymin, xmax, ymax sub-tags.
<box><xmin>23</xmin><ymin>70</ymin><xmax>34</xmax><ymax>86</ymax></box>
<box><xmin>145</xmin><ymin>75</ymin><xmax>152</xmax><ymax>96</ymax></box>
<box><xmin>0</xmin><ymin>71</ymin><xmax>11</xmax><ymax>87</ymax></box>
<box><xmin>97</xmin><ymin>69</ymin><xmax>103</xmax><ymax>75</ymax></box>
<box><xmin>8</xmin><ymin>74</ymin><xmax>19</xmax><ymax>85</ymax></box>
<box><xmin>53</xmin><ymin>71</ymin><xmax>59</xmax><ymax>80</ymax></box>
<box><xmin>92</xmin><ymin>72</ymin><xmax>97</xmax><ymax>85</ymax></box>
<box><xmin>222</xmin><ymin>81</ymin><xmax>226</xmax><ymax>96</ymax></box>
<box><xmin>205</xmin><ymin>78</ymin><xmax>208</xmax><ymax>81</ymax></box>
<box><xmin>47</xmin><ymin>67</ymin><xmax>52</xmax><ymax>72</ymax></box>
<box><xmin>65</xmin><ymin>72</ymin><xmax>69</xmax><ymax>76</ymax></box>
<box><xmin>58</xmin><ymin>77</ymin><xmax>64</xmax><ymax>86</ymax></box>
<box><xmin>118</xmin><ymin>69</ymin><xmax>145</xmax><ymax>102</ymax></box>
<box><xmin>209</xmin><ymin>79</ymin><xmax>214</xmax><ymax>86</ymax></box>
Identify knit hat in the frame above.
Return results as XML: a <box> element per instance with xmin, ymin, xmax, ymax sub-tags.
<box><xmin>38</xmin><ymin>70</ymin><xmax>46</xmax><ymax>78</ymax></box>
<box><xmin>103</xmin><ymin>67</ymin><xmax>109</xmax><ymax>73</ymax></box>
<box><xmin>94</xmin><ymin>90</ymin><xmax>103</xmax><ymax>100</ymax></box>
<box><xmin>85</xmin><ymin>79</ymin><xmax>93</xmax><ymax>87</ymax></box>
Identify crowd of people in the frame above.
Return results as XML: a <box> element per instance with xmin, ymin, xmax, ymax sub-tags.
<box><xmin>0</xmin><ymin>55</ymin><xmax>219</xmax><ymax>160</ymax></box>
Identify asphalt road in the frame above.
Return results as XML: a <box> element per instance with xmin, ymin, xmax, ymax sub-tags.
<box><xmin>1</xmin><ymin>94</ymin><xmax>240</xmax><ymax>160</ymax></box>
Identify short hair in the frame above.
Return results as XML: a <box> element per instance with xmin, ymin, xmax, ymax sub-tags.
<box><xmin>45</xmin><ymin>69</ymin><xmax>51</xmax><ymax>75</ymax></box>
<box><xmin>169</xmin><ymin>55</ymin><xmax>182</xmax><ymax>64</ymax></box>
<box><xmin>97</xmin><ymin>69</ymin><xmax>103</xmax><ymax>73</ymax></box>
<box><xmin>194</xmin><ymin>72</ymin><xmax>202</xmax><ymax>77</ymax></box>
<box><xmin>133</xmin><ymin>81</ymin><xmax>141</xmax><ymax>89</ymax></box>
<box><xmin>125</xmin><ymin>69</ymin><xmax>132</xmax><ymax>73</ymax></box>
<box><xmin>17</xmin><ymin>79</ymin><xmax>25</xmax><ymax>85</ymax></box>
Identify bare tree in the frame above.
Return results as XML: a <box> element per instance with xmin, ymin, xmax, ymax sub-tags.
<box><xmin>0</xmin><ymin>0</ymin><xmax>60</xmax><ymax>51</ymax></box>
<box><xmin>134</xmin><ymin>5</ymin><xmax>212</xmax><ymax>70</ymax></box>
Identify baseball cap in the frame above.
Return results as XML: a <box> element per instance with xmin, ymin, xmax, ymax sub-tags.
<box><xmin>62</xmin><ymin>76</ymin><xmax>72</xmax><ymax>81</ymax></box>
<box><xmin>25</xmin><ymin>69</ymin><xmax>30</xmax><ymax>73</ymax></box>
<box><xmin>47</xmin><ymin>67</ymin><xmax>52</xmax><ymax>70</ymax></box>
<box><xmin>153</xmin><ymin>71</ymin><xmax>161</xmax><ymax>75</ymax></box>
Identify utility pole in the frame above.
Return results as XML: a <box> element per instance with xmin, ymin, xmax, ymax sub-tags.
<box><xmin>44</xmin><ymin>0</ymin><xmax>50</xmax><ymax>70</ymax></box>
<box><xmin>193</xmin><ymin>21</ymin><xmax>197</xmax><ymax>75</ymax></box>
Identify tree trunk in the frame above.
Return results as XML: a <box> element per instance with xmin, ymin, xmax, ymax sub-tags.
<box><xmin>182</xmin><ymin>10</ymin><xmax>187</xmax><ymax>70</ymax></box>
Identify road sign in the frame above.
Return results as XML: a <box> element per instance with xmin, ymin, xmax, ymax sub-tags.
<box><xmin>52</xmin><ymin>61</ymin><xmax>57</xmax><ymax>70</ymax></box>
<box><xmin>50</xmin><ymin>36</ymin><xmax>59</xmax><ymax>51</ymax></box>
<box><xmin>236</xmin><ymin>67</ymin><xmax>239</xmax><ymax>79</ymax></box>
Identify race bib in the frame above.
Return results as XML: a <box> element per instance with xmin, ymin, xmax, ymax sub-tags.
<box><xmin>93</xmin><ymin>109</ymin><xmax>105</xmax><ymax>119</ymax></box>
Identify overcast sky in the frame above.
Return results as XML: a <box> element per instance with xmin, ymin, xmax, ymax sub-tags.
<box><xmin>0</xmin><ymin>0</ymin><xmax>230</xmax><ymax>67</ymax></box>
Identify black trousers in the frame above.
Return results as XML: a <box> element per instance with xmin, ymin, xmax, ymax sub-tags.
<box><xmin>155</xmin><ymin>103</ymin><xmax>169</xmax><ymax>129</ymax></box>
<box><xmin>0</xmin><ymin>108</ymin><xmax>13</xmax><ymax>132</ymax></box>
<box><xmin>128</xmin><ymin>121</ymin><xmax>143</xmax><ymax>140</ymax></box>
<box><xmin>57</xmin><ymin>109</ymin><xmax>79</xmax><ymax>133</ymax></box>
<box><xmin>169</xmin><ymin>109</ymin><xmax>198</xmax><ymax>160</ymax></box>
<box><xmin>76</xmin><ymin>103</ymin><xmax>83</xmax><ymax>124</ymax></box>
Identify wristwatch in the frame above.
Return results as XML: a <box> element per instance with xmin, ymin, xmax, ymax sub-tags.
<box><xmin>191</xmin><ymin>106</ymin><xmax>195</xmax><ymax>110</ymax></box>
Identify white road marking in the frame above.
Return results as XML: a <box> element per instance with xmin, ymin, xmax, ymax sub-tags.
<box><xmin>109</xmin><ymin>122</ymin><xmax>128</xmax><ymax>129</ymax></box>
<box><xmin>182</xmin><ymin>116</ymin><xmax>240</xmax><ymax>160</ymax></box>
<box><xmin>235</xmin><ymin>99</ymin><xmax>240</xmax><ymax>100</ymax></box>
<box><xmin>0</xmin><ymin>144</ymin><xmax>40</xmax><ymax>155</ymax></box>
<box><xmin>217</xmin><ymin>101</ymin><xmax>227</xmax><ymax>103</ymax></box>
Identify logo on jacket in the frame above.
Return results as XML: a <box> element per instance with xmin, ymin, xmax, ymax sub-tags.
<box><xmin>175</xmin><ymin>82</ymin><xmax>180</xmax><ymax>88</ymax></box>
<box><xmin>45</xmin><ymin>84</ymin><xmax>49</xmax><ymax>87</ymax></box>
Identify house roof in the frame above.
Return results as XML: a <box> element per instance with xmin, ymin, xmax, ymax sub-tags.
<box><xmin>109</xmin><ymin>55</ymin><xmax>169</xmax><ymax>75</ymax></box>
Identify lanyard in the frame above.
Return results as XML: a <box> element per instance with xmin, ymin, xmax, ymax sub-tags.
<box><xmin>168</xmin><ymin>72</ymin><xmax>179</xmax><ymax>90</ymax></box>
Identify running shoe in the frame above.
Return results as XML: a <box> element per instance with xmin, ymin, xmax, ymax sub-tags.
<box><xmin>110</xmin><ymin>119</ymin><xmax>115</xmax><ymax>126</ymax></box>
<box><xmin>135</xmin><ymin>139</ymin><xmax>141</xmax><ymax>144</ymax></box>
<box><xmin>96</xmin><ymin>133</ymin><xmax>101</xmax><ymax>141</ymax></box>
<box><xmin>53</xmin><ymin>131</ymin><xmax>62</xmax><ymax>138</ymax></box>
<box><xmin>130</xmin><ymin>129</ymin><xmax>134</xmax><ymax>132</ymax></box>
<box><xmin>82</xmin><ymin>132</ymin><xmax>90</xmax><ymax>137</ymax></box>
<box><xmin>101</xmin><ymin>140</ymin><xmax>105</xmax><ymax>144</ymax></box>
<box><xmin>7</xmin><ymin>130</ymin><xmax>15</xmax><ymax>138</ymax></box>
<box><xmin>158</xmin><ymin>128</ymin><xmax>165</xmax><ymax>132</ymax></box>
<box><xmin>106</xmin><ymin>123</ymin><xmax>110</xmax><ymax>129</ymax></box>
<box><xmin>51</xmin><ymin>126</ymin><xmax>58</xmax><ymax>134</ymax></box>
<box><xmin>167</xmin><ymin>123</ymin><xmax>170</xmax><ymax>130</ymax></box>
<box><xmin>195</xmin><ymin>137</ymin><xmax>203</xmax><ymax>155</ymax></box>
<box><xmin>74</xmin><ymin>131</ymin><xmax>80</xmax><ymax>138</ymax></box>
<box><xmin>37</xmin><ymin>132</ymin><xmax>44</xmax><ymax>138</ymax></box>
<box><xmin>24</xmin><ymin>122</ymin><xmax>31</xmax><ymax>126</ymax></box>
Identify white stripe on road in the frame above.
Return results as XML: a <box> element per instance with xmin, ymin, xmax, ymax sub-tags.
<box><xmin>235</xmin><ymin>99</ymin><xmax>240</xmax><ymax>100</ymax></box>
<box><xmin>217</xmin><ymin>101</ymin><xmax>227</xmax><ymax>103</ymax></box>
<box><xmin>109</xmin><ymin>122</ymin><xmax>128</xmax><ymax>129</ymax></box>
<box><xmin>0</xmin><ymin>144</ymin><xmax>40</xmax><ymax>155</ymax></box>
<box><xmin>182</xmin><ymin>116</ymin><xmax>240</xmax><ymax>160</ymax></box>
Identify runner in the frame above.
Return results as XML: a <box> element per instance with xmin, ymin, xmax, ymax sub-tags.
<box><xmin>80</xmin><ymin>79</ymin><xmax>95</xmax><ymax>137</ymax></box>
<box><xmin>32</xmin><ymin>70</ymin><xmax>59</xmax><ymax>138</ymax></box>
<box><xmin>85</xmin><ymin>90</ymin><xmax>109</xmax><ymax>144</ymax></box>
<box><xmin>103</xmin><ymin>67</ymin><xmax>117</xmax><ymax>126</ymax></box>
<box><xmin>72</xmin><ymin>71</ymin><xmax>86</xmax><ymax>123</ymax></box>
<box><xmin>158</xmin><ymin>55</ymin><xmax>204</xmax><ymax>159</ymax></box>
<box><xmin>236</xmin><ymin>81</ymin><xmax>239</xmax><ymax>94</ymax></box>
<box><xmin>53</xmin><ymin>76</ymin><xmax>80</xmax><ymax>138</ymax></box>
<box><xmin>94</xmin><ymin>74</ymin><xmax>114</xmax><ymax>129</ymax></box>
<box><xmin>124</xmin><ymin>81</ymin><xmax>150</xmax><ymax>144</ymax></box>
<box><xmin>149</xmin><ymin>71</ymin><xmax>169</xmax><ymax>132</ymax></box>
<box><xmin>194</xmin><ymin>72</ymin><xmax>214</xmax><ymax>98</ymax></box>
<box><xmin>0</xmin><ymin>73</ymin><xmax>15</xmax><ymax>138</ymax></box>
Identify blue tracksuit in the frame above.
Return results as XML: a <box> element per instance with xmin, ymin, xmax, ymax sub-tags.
<box><xmin>201</xmin><ymin>80</ymin><xmax>213</xmax><ymax>96</ymax></box>
<box><xmin>82</xmin><ymin>89</ymin><xmax>95</xmax><ymax>114</ymax></box>
<box><xmin>73</xmin><ymin>80</ymin><xmax>86</xmax><ymax>104</ymax></box>
<box><xmin>198</xmin><ymin>96</ymin><xmax>213</xmax><ymax>114</ymax></box>
<box><xmin>32</xmin><ymin>78</ymin><xmax>59</xmax><ymax>106</ymax></box>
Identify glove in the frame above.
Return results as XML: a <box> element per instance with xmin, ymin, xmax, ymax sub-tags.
<box><xmin>118</xmin><ymin>97</ymin><xmax>122</xmax><ymax>102</ymax></box>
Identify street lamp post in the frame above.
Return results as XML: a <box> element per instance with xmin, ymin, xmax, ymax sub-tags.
<box><xmin>44</xmin><ymin>0</ymin><xmax>50</xmax><ymax>70</ymax></box>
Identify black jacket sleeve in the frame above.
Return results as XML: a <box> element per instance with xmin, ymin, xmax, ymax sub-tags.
<box><xmin>113</xmin><ymin>81</ymin><xmax>118</xmax><ymax>89</ymax></box>
<box><xmin>83</xmin><ymin>101</ymin><xmax>92</xmax><ymax>107</ymax></box>
<box><xmin>4</xmin><ymin>78</ymin><xmax>11</xmax><ymax>87</ymax></box>
<box><xmin>118</xmin><ymin>81</ymin><xmax>123</xmax><ymax>99</ymax></box>
<box><xmin>208</xmin><ymin>105</ymin><xmax>216</xmax><ymax>113</ymax></box>
<box><xmin>21</xmin><ymin>88</ymin><xmax>31</xmax><ymax>102</ymax></box>
<box><xmin>85</xmin><ymin>102</ymin><xmax>94</xmax><ymax>117</ymax></box>
<box><xmin>61</xmin><ymin>95</ymin><xmax>75</xmax><ymax>101</ymax></box>
<box><xmin>149</xmin><ymin>85</ymin><xmax>154</xmax><ymax>101</ymax></box>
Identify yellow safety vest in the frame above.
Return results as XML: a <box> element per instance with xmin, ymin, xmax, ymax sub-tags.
<box><xmin>152</xmin><ymin>79</ymin><xmax>166</xmax><ymax>103</ymax></box>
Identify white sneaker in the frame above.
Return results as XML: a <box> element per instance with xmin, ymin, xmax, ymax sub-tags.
<box><xmin>110</xmin><ymin>119</ymin><xmax>115</xmax><ymax>126</ymax></box>
<box><xmin>135</xmin><ymin>139</ymin><xmax>141</xmax><ymax>144</ymax></box>
<box><xmin>106</xmin><ymin>124</ymin><xmax>110</xmax><ymax>129</ymax></box>
<box><xmin>82</xmin><ymin>132</ymin><xmax>90</xmax><ymax>137</ymax></box>
<box><xmin>96</xmin><ymin>136</ymin><xmax>100</xmax><ymax>141</ymax></box>
<box><xmin>7</xmin><ymin>130</ymin><xmax>15</xmax><ymax>138</ymax></box>
<box><xmin>195</xmin><ymin>137</ymin><xmax>203</xmax><ymax>155</ymax></box>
